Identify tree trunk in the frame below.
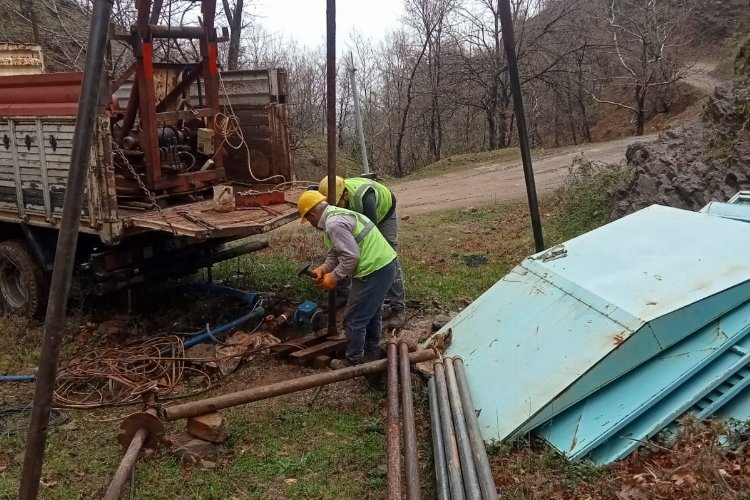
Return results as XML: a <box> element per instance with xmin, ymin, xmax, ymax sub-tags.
<box><xmin>487</xmin><ymin>110</ymin><xmax>497</xmax><ymax>150</ymax></box>
<box><xmin>577</xmin><ymin>95</ymin><xmax>592</xmax><ymax>142</ymax></box>
<box><xmin>395</xmin><ymin>35</ymin><xmax>432</xmax><ymax>177</ymax></box>
<box><xmin>222</xmin><ymin>0</ymin><xmax>243</xmax><ymax>70</ymax></box>
<box><xmin>635</xmin><ymin>84</ymin><xmax>646</xmax><ymax>136</ymax></box>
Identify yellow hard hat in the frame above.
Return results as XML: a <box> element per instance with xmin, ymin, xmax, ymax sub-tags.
<box><xmin>318</xmin><ymin>176</ymin><xmax>345</xmax><ymax>203</ymax></box>
<box><xmin>298</xmin><ymin>190</ymin><xmax>326</xmax><ymax>223</ymax></box>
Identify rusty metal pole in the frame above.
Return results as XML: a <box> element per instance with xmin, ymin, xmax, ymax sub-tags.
<box><xmin>386</xmin><ymin>342</ymin><xmax>402</xmax><ymax>499</ymax></box>
<box><xmin>325</xmin><ymin>0</ymin><xmax>338</xmax><ymax>337</ymax></box>
<box><xmin>103</xmin><ymin>428</ymin><xmax>147</xmax><ymax>500</ymax></box>
<box><xmin>19</xmin><ymin>0</ymin><xmax>114</xmax><ymax>497</ymax></box>
<box><xmin>498</xmin><ymin>0</ymin><xmax>545</xmax><ymax>252</ymax></box>
<box><xmin>399</xmin><ymin>342</ymin><xmax>421</xmax><ymax>500</ymax></box>
<box><xmin>164</xmin><ymin>349</ymin><xmax>435</xmax><ymax>421</ymax></box>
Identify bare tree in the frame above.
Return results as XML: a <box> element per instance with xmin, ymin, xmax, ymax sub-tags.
<box><xmin>590</xmin><ymin>0</ymin><xmax>692</xmax><ymax>135</ymax></box>
<box><xmin>222</xmin><ymin>0</ymin><xmax>250</xmax><ymax>69</ymax></box>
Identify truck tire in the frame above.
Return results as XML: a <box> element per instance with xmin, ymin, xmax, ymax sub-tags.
<box><xmin>0</xmin><ymin>240</ymin><xmax>47</xmax><ymax>317</ymax></box>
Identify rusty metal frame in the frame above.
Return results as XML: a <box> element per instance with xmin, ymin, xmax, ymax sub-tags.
<box><xmin>117</xmin><ymin>0</ymin><xmax>225</xmax><ymax>193</ymax></box>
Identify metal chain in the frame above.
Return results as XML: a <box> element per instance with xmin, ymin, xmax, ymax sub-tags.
<box><xmin>111</xmin><ymin>140</ymin><xmax>177</xmax><ymax>235</ymax></box>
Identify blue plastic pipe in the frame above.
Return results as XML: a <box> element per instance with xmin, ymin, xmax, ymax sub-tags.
<box><xmin>182</xmin><ymin>304</ymin><xmax>266</xmax><ymax>349</ymax></box>
<box><xmin>0</xmin><ymin>285</ymin><xmax>263</xmax><ymax>383</ymax></box>
<box><xmin>0</xmin><ymin>374</ymin><xmax>36</xmax><ymax>382</ymax></box>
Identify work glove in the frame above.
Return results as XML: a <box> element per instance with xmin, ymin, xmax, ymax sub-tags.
<box><xmin>315</xmin><ymin>273</ymin><xmax>337</xmax><ymax>290</ymax></box>
<box><xmin>311</xmin><ymin>267</ymin><xmax>326</xmax><ymax>280</ymax></box>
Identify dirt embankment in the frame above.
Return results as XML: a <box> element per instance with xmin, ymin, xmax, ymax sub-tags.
<box><xmin>612</xmin><ymin>36</ymin><xmax>750</xmax><ymax>218</ymax></box>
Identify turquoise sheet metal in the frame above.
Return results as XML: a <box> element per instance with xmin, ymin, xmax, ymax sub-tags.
<box><xmin>434</xmin><ymin>204</ymin><xmax>750</xmax><ymax>448</ymax></box>
<box><xmin>537</xmin><ymin>301</ymin><xmax>750</xmax><ymax>462</ymax></box>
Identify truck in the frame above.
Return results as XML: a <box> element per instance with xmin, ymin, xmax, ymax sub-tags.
<box><xmin>0</xmin><ymin>7</ymin><xmax>301</xmax><ymax>316</ymax></box>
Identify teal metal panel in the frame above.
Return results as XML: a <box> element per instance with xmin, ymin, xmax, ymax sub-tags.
<box><xmin>536</xmin><ymin>301</ymin><xmax>750</xmax><ymax>461</ymax></box>
<box><xmin>588</xmin><ymin>339</ymin><xmax>750</xmax><ymax>463</ymax></box>
<box><xmin>520</xmin><ymin>280</ymin><xmax>750</xmax><ymax>436</ymax></box>
<box><xmin>700</xmin><ymin>202</ymin><xmax>750</xmax><ymax>222</ymax></box>
<box><xmin>438</xmin><ymin>205</ymin><xmax>750</xmax><ymax>445</ymax></box>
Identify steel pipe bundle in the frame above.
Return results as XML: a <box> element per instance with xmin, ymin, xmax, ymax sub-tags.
<box><xmin>429</xmin><ymin>357</ymin><xmax>498</xmax><ymax>499</ymax></box>
<box><xmin>386</xmin><ymin>341</ymin><xmax>424</xmax><ymax>499</ymax></box>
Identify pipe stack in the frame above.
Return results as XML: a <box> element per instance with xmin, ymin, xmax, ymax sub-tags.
<box><xmin>386</xmin><ymin>341</ymin><xmax>423</xmax><ymax>499</ymax></box>
<box><xmin>429</xmin><ymin>357</ymin><xmax>497</xmax><ymax>499</ymax></box>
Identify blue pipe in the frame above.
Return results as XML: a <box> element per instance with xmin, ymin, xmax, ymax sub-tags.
<box><xmin>0</xmin><ymin>374</ymin><xmax>36</xmax><ymax>382</ymax></box>
<box><xmin>182</xmin><ymin>304</ymin><xmax>266</xmax><ymax>349</ymax></box>
<box><xmin>1</xmin><ymin>285</ymin><xmax>264</xmax><ymax>383</ymax></box>
<box><xmin>173</xmin><ymin>283</ymin><xmax>259</xmax><ymax>306</ymax></box>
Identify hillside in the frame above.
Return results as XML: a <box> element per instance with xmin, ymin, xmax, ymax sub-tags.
<box><xmin>0</xmin><ymin>0</ymin><xmax>90</xmax><ymax>71</ymax></box>
<box><xmin>613</xmin><ymin>30</ymin><xmax>750</xmax><ymax>217</ymax></box>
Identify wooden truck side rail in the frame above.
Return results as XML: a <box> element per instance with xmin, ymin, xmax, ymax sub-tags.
<box><xmin>0</xmin><ymin>68</ymin><xmax>298</xmax><ymax>246</ymax></box>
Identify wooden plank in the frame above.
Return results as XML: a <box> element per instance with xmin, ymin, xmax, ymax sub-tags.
<box><xmin>289</xmin><ymin>339</ymin><xmax>346</xmax><ymax>363</ymax></box>
<box><xmin>155</xmin><ymin>107</ymin><xmax>213</xmax><ymax>122</ymax></box>
<box><xmin>272</xmin><ymin>330</ymin><xmax>330</xmax><ymax>356</ymax></box>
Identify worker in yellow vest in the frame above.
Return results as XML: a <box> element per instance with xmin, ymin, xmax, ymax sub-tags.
<box><xmin>298</xmin><ymin>190</ymin><xmax>397</xmax><ymax>367</ymax></box>
<box><xmin>319</xmin><ymin>176</ymin><xmax>406</xmax><ymax>329</ymax></box>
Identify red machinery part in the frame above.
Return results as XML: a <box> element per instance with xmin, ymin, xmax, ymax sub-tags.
<box><xmin>235</xmin><ymin>190</ymin><xmax>286</xmax><ymax>208</ymax></box>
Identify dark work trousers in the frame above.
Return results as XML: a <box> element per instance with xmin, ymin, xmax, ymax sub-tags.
<box><xmin>377</xmin><ymin>208</ymin><xmax>405</xmax><ymax>312</ymax></box>
<box><xmin>343</xmin><ymin>259</ymin><xmax>397</xmax><ymax>364</ymax></box>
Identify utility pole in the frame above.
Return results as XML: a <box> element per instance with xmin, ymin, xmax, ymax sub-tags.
<box><xmin>326</xmin><ymin>0</ymin><xmax>337</xmax><ymax>336</ymax></box>
<box><xmin>498</xmin><ymin>0</ymin><xmax>545</xmax><ymax>252</ymax></box>
<box><xmin>19</xmin><ymin>0</ymin><xmax>114</xmax><ymax>497</ymax></box>
<box><xmin>349</xmin><ymin>55</ymin><xmax>370</xmax><ymax>177</ymax></box>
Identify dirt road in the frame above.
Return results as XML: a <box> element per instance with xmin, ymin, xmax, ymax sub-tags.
<box><xmin>392</xmin><ymin>134</ymin><xmax>657</xmax><ymax>216</ymax></box>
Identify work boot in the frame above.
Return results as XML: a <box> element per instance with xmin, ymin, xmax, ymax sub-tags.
<box><xmin>363</xmin><ymin>346</ymin><xmax>386</xmax><ymax>363</ymax></box>
<box><xmin>383</xmin><ymin>310</ymin><xmax>406</xmax><ymax>329</ymax></box>
<box><xmin>329</xmin><ymin>358</ymin><xmax>353</xmax><ymax>370</ymax></box>
<box><xmin>382</xmin><ymin>304</ymin><xmax>393</xmax><ymax>320</ymax></box>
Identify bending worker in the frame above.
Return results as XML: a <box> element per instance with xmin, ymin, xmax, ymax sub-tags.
<box><xmin>319</xmin><ymin>175</ymin><xmax>406</xmax><ymax>329</ymax></box>
<box><xmin>298</xmin><ymin>190</ymin><xmax>397</xmax><ymax>368</ymax></box>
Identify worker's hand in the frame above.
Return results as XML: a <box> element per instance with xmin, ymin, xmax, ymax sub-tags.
<box><xmin>315</xmin><ymin>273</ymin><xmax>337</xmax><ymax>290</ymax></box>
<box><xmin>311</xmin><ymin>267</ymin><xmax>326</xmax><ymax>280</ymax></box>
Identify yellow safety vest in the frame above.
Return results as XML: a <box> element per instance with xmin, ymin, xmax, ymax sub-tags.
<box><xmin>323</xmin><ymin>206</ymin><xmax>396</xmax><ymax>278</ymax></box>
<box><xmin>344</xmin><ymin>178</ymin><xmax>394</xmax><ymax>224</ymax></box>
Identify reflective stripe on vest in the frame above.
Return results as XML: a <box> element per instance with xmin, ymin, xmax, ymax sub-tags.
<box><xmin>323</xmin><ymin>206</ymin><xmax>396</xmax><ymax>278</ymax></box>
<box><xmin>344</xmin><ymin>178</ymin><xmax>393</xmax><ymax>223</ymax></box>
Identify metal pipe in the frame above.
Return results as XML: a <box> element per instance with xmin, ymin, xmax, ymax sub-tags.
<box><xmin>386</xmin><ymin>342</ymin><xmax>402</xmax><ymax>499</ymax></box>
<box><xmin>428</xmin><ymin>377</ymin><xmax>450</xmax><ymax>500</ymax></box>
<box><xmin>498</xmin><ymin>0</ymin><xmax>545</xmax><ymax>252</ymax></box>
<box><xmin>19</xmin><ymin>1</ymin><xmax>114</xmax><ymax>497</ymax></box>
<box><xmin>445</xmin><ymin>358</ymin><xmax>481</xmax><ymax>498</ymax></box>
<box><xmin>434</xmin><ymin>361</ymin><xmax>466</xmax><ymax>500</ymax></box>
<box><xmin>453</xmin><ymin>357</ymin><xmax>497</xmax><ymax>499</ymax></box>
<box><xmin>181</xmin><ymin>304</ymin><xmax>266</xmax><ymax>349</ymax></box>
<box><xmin>164</xmin><ymin>349</ymin><xmax>435</xmax><ymax>421</ymax></box>
<box><xmin>149</xmin><ymin>25</ymin><xmax>208</xmax><ymax>39</ymax></box>
<box><xmin>326</xmin><ymin>0</ymin><xmax>338</xmax><ymax>337</ymax></box>
<box><xmin>103</xmin><ymin>427</ymin><xmax>147</xmax><ymax>500</ymax></box>
<box><xmin>0</xmin><ymin>374</ymin><xmax>35</xmax><ymax>383</ymax></box>
<box><xmin>399</xmin><ymin>342</ymin><xmax>421</xmax><ymax>500</ymax></box>
<box><xmin>349</xmin><ymin>63</ymin><xmax>370</xmax><ymax>175</ymax></box>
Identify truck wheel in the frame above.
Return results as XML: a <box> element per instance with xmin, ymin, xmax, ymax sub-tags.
<box><xmin>0</xmin><ymin>240</ymin><xmax>47</xmax><ymax>317</ymax></box>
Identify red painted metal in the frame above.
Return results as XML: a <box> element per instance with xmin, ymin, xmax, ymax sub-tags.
<box><xmin>0</xmin><ymin>72</ymin><xmax>82</xmax><ymax>116</ymax></box>
<box><xmin>0</xmin><ymin>103</ymin><xmax>78</xmax><ymax>116</ymax></box>
<box><xmin>235</xmin><ymin>190</ymin><xmax>285</xmax><ymax>208</ymax></box>
<box><xmin>0</xmin><ymin>72</ymin><xmax>82</xmax><ymax>88</ymax></box>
